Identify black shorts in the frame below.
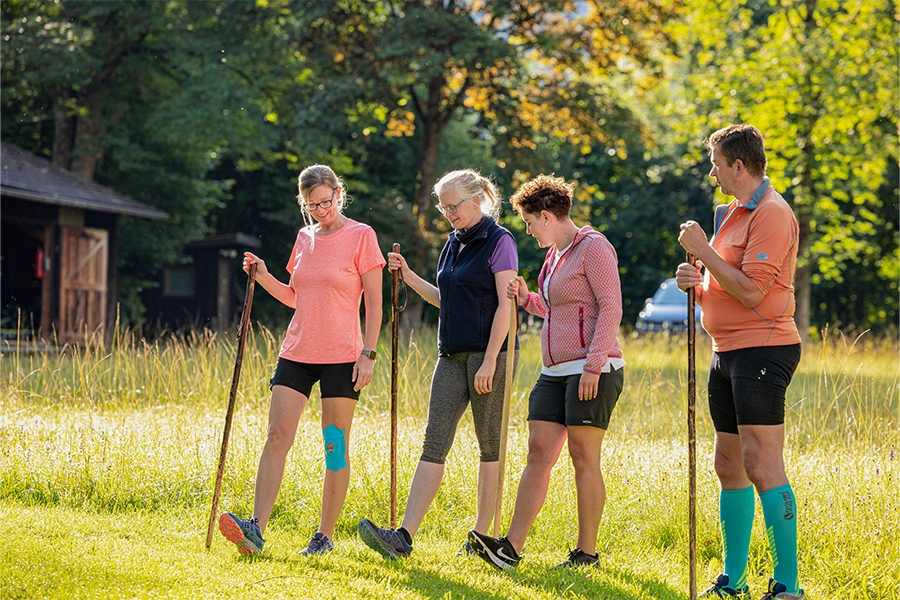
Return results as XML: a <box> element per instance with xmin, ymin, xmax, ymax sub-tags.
<box><xmin>707</xmin><ymin>344</ymin><xmax>801</xmax><ymax>434</ymax></box>
<box><xmin>527</xmin><ymin>367</ymin><xmax>624</xmax><ymax>429</ymax></box>
<box><xmin>269</xmin><ymin>357</ymin><xmax>360</xmax><ymax>400</ymax></box>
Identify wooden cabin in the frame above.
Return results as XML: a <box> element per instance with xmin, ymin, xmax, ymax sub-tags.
<box><xmin>1</xmin><ymin>141</ymin><xmax>168</xmax><ymax>346</ymax></box>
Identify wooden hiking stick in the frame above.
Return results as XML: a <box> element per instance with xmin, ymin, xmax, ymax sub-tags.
<box><xmin>686</xmin><ymin>252</ymin><xmax>698</xmax><ymax>599</ymax></box>
<box><xmin>493</xmin><ymin>301</ymin><xmax>518</xmax><ymax>536</ymax></box>
<box><xmin>206</xmin><ymin>263</ymin><xmax>257</xmax><ymax>549</ymax></box>
<box><xmin>390</xmin><ymin>243</ymin><xmax>402</xmax><ymax>528</ymax></box>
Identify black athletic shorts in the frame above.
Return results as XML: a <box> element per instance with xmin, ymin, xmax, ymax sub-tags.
<box><xmin>527</xmin><ymin>366</ymin><xmax>624</xmax><ymax>429</ymax></box>
<box><xmin>707</xmin><ymin>344</ymin><xmax>801</xmax><ymax>434</ymax></box>
<box><xmin>269</xmin><ymin>357</ymin><xmax>360</xmax><ymax>400</ymax></box>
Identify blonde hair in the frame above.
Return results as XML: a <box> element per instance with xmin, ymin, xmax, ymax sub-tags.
<box><xmin>296</xmin><ymin>164</ymin><xmax>346</xmax><ymax>227</ymax></box>
<box><xmin>433</xmin><ymin>169</ymin><xmax>501</xmax><ymax>220</ymax></box>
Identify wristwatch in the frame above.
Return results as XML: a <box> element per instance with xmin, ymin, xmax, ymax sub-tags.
<box><xmin>360</xmin><ymin>349</ymin><xmax>377</xmax><ymax>360</ymax></box>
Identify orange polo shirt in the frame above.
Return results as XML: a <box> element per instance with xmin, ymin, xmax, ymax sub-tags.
<box><xmin>697</xmin><ymin>181</ymin><xmax>801</xmax><ymax>352</ymax></box>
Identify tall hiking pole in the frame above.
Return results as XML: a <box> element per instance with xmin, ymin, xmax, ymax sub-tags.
<box><xmin>493</xmin><ymin>301</ymin><xmax>518</xmax><ymax>536</ymax></box>
<box><xmin>206</xmin><ymin>263</ymin><xmax>257</xmax><ymax>549</ymax></box>
<box><xmin>390</xmin><ymin>243</ymin><xmax>402</xmax><ymax>528</ymax></box>
<box><xmin>686</xmin><ymin>252</ymin><xmax>698</xmax><ymax>599</ymax></box>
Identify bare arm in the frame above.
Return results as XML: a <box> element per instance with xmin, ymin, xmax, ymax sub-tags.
<box><xmin>678</xmin><ymin>221</ymin><xmax>764</xmax><ymax>308</ymax></box>
<box><xmin>352</xmin><ymin>266</ymin><xmax>383</xmax><ymax>391</ymax></box>
<box><xmin>473</xmin><ymin>269</ymin><xmax>517</xmax><ymax>395</ymax></box>
<box><xmin>243</xmin><ymin>252</ymin><xmax>295</xmax><ymax>308</ymax></box>
<box><xmin>387</xmin><ymin>250</ymin><xmax>440</xmax><ymax>307</ymax></box>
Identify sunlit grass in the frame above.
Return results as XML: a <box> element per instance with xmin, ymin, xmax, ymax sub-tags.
<box><xmin>1</xmin><ymin>326</ymin><xmax>897</xmax><ymax>599</ymax></box>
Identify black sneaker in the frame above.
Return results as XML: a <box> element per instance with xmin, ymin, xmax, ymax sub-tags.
<box><xmin>554</xmin><ymin>548</ymin><xmax>599</xmax><ymax>568</ymax></box>
<box><xmin>298</xmin><ymin>531</ymin><xmax>334</xmax><ymax>556</ymax></box>
<box><xmin>468</xmin><ymin>530</ymin><xmax>521</xmax><ymax>571</ymax></box>
<box><xmin>357</xmin><ymin>519</ymin><xmax>412</xmax><ymax>559</ymax></box>
<box><xmin>700</xmin><ymin>574</ymin><xmax>751</xmax><ymax>598</ymax></box>
<box><xmin>456</xmin><ymin>540</ymin><xmax>475</xmax><ymax>556</ymax></box>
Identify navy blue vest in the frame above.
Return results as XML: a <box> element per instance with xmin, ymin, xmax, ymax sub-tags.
<box><xmin>436</xmin><ymin>218</ymin><xmax>517</xmax><ymax>355</ymax></box>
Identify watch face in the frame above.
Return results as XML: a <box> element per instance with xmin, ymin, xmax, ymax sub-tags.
<box><xmin>363</xmin><ymin>350</ymin><xmax>376</xmax><ymax>360</ymax></box>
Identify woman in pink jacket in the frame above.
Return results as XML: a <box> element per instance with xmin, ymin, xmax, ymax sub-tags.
<box><xmin>469</xmin><ymin>174</ymin><xmax>624</xmax><ymax>571</ymax></box>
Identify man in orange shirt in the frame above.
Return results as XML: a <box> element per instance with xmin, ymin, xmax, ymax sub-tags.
<box><xmin>676</xmin><ymin>125</ymin><xmax>805</xmax><ymax>600</ymax></box>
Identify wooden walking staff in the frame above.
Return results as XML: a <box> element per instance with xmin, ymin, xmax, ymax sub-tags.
<box><xmin>206</xmin><ymin>263</ymin><xmax>257</xmax><ymax>548</ymax></box>
<box><xmin>389</xmin><ymin>243</ymin><xmax>402</xmax><ymax>528</ymax></box>
<box><xmin>686</xmin><ymin>252</ymin><xmax>698</xmax><ymax>599</ymax></box>
<box><xmin>493</xmin><ymin>301</ymin><xmax>518</xmax><ymax>536</ymax></box>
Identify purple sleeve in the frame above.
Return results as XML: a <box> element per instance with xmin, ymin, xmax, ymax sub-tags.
<box><xmin>488</xmin><ymin>233</ymin><xmax>518</xmax><ymax>273</ymax></box>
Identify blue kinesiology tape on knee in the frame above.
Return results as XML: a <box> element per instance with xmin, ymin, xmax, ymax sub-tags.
<box><xmin>322</xmin><ymin>424</ymin><xmax>347</xmax><ymax>472</ymax></box>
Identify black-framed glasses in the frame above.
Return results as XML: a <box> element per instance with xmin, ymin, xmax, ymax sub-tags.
<box><xmin>435</xmin><ymin>196</ymin><xmax>472</xmax><ymax>216</ymax></box>
<box><xmin>306</xmin><ymin>188</ymin><xmax>337</xmax><ymax>212</ymax></box>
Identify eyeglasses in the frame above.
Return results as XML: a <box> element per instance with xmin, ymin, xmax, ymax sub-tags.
<box><xmin>306</xmin><ymin>188</ymin><xmax>337</xmax><ymax>212</ymax></box>
<box><xmin>435</xmin><ymin>196</ymin><xmax>473</xmax><ymax>216</ymax></box>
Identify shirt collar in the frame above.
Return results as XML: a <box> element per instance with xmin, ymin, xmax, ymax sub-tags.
<box><xmin>741</xmin><ymin>177</ymin><xmax>771</xmax><ymax>210</ymax></box>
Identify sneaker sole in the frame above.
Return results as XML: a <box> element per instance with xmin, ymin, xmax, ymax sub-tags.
<box><xmin>357</xmin><ymin>519</ymin><xmax>403</xmax><ymax>560</ymax></box>
<box><xmin>218</xmin><ymin>514</ymin><xmax>261</xmax><ymax>555</ymax></box>
<box><xmin>467</xmin><ymin>531</ymin><xmax>517</xmax><ymax>571</ymax></box>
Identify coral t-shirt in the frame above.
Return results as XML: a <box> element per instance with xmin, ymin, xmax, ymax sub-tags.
<box><xmin>698</xmin><ymin>183</ymin><xmax>801</xmax><ymax>352</ymax></box>
<box><xmin>279</xmin><ymin>219</ymin><xmax>385</xmax><ymax>363</ymax></box>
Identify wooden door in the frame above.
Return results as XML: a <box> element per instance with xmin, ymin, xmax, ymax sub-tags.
<box><xmin>59</xmin><ymin>226</ymin><xmax>108</xmax><ymax>344</ymax></box>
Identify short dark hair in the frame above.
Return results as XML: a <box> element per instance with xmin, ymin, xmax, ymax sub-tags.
<box><xmin>509</xmin><ymin>174</ymin><xmax>574</xmax><ymax>218</ymax></box>
<box><xmin>706</xmin><ymin>124</ymin><xmax>767</xmax><ymax>178</ymax></box>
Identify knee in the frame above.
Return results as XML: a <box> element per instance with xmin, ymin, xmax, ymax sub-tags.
<box><xmin>741</xmin><ymin>448</ymin><xmax>780</xmax><ymax>487</ymax></box>
<box><xmin>264</xmin><ymin>425</ymin><xmax>295</xmax><ymax>454</ymax></box>
<box><xmin>567</xmin><ymin>443</ymin><xmax>600</xmax><ymax>471</ymax></box>
<box><xmin>713</xmin><ymin>445</ymin><xmax>746</xmax><ymax>480</ymax></box>
<box><xmin>323</xmin><ymin>424</ymin><xmax>348</xmax><ymax>472</ymax></box>
<box><xmin>526</xmin><ymin>442</ymin><xmax>559</xmax><ymax>471</ymax></box>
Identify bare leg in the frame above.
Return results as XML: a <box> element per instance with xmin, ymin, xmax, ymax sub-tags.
<box><xmin>253</xmin><ymin>385</ymin><xmax>308</xmax><ymax>533</ymax></box>
<box><xmin>399</xmin><ymin>460</ymin><xmax>445</xmax><ymax>539</ymax></box>
<box><xmin>317</xmin><ymin>396</ymin><xmax>357</xmax><ymax>538</ymax></box>
<box><xmin>505</xmin><ymin>421</ymin><xmax>567</xmax><ymax>553</ymax></box>
<box><xmin>567</xmin><ymin>425</ymin><xmax>606</xmax><ymax>556</ymax></box>
<box><xmin>473</xmin><ymin>460</ymin><xmax>499</xmax><ymax>534</ymax></box>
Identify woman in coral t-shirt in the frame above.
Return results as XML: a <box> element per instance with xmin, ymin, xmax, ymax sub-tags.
<box><xmin>219</xmin><ymin>164</ymin><xmax>385</xmax><ymax>557</ymax></box>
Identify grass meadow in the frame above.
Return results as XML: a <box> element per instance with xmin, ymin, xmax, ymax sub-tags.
<box><xmin>1</xmin><ymin>324</ymin><xmax>897</xmax><ymax>599</ymax></box>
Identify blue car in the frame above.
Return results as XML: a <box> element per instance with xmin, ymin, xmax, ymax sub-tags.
<box><xmin>635</xmin><ymin>278</ymin><xmax>702</xmax><ymax>333</ymax></box>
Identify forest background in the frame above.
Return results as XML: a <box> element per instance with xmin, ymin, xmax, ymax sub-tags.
<box><xmin>2</xmin><ymin>0</ymin><xmax>897</xmax><ymax>336</ymax></box>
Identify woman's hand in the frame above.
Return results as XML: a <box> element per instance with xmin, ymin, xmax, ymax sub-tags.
<box><xmin>507</xmin><ymin>276</ymin><xmax>529</xmax><ymax>306</ymax></box>
<box><xmin>387</xmin><ymin>251</ymin><xmax>408</xmax><ymax>277</ymax></box>
<box><xmin>474</xmin><ymin>355</ymin><xmax>497</xmax><ymax>395</ymax></box>
<box><xmin>579</xmin><ymin>371</ymin><xmax>600</xmax><ymax>402</ymax></box>
<box><xmin>243</xmin><ymin>252</ymin><xmax>269</xmax><ymax>279</ymax></box>
<box><xmin>352</xmin><ymin>353</ymin><xmax>375</xmax><ymax>392</ymax></box>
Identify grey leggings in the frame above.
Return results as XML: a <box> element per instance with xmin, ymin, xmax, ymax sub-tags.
<box><xmin>420</xmin><ymin>350</ymin><xmax>518</xmax><ymax>464</ymax></box>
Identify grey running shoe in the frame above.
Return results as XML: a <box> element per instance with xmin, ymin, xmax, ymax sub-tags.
<box><xmin>299</xmin><ymin>531</ymin><xmax>334</xmax><ymax>555</ymax></box>
<box><xmin>700</xmin><ymin>574</ymin><xmax>751</xmax><ymax>598</ymax></box>
<box><xmin>468</xmin><ymin>530</ymin><xmax>521</xmax><ymax>571</ymax></box>
<box><xmin>456</xmin><ymin>540</ymin><xmax>475</xmax><ymax>556</ymax></box>
<box><xmin>759</xmin><ymin>578</ymin><xmax>805</xmax><ymax>600</ymax></box>
<box><xmin>357</xmin><ymin>519</ymin><xmax>412</xmax><ymax>559</ymax></box>
<box><xmin>553</xmin><ymin>547</ymin><xmax>599</xmax><ymax>568</ymax></box>
<box><xmin>218</xmin><ymin>513</ymin><xmax>265</xmax><ymax>555</ymax></box>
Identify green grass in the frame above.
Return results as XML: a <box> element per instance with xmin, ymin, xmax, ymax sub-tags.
<box><xmin>1</xmin><ymin>326</ymin><xmax>898</xmax><ymax>599</ymax></box>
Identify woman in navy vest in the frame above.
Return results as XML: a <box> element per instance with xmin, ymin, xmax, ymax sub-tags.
<box><xmin>358</xmin><ymin>169</ymin><xmax>519</xmax><ymax>559</ymax></box>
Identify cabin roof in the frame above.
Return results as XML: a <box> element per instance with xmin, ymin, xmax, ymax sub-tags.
<box><xmin>0</xmin><ymin>141</ymin><xmax>169</xmax><ymax>220</ymax></box>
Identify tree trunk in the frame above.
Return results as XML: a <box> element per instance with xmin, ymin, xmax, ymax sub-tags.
<box><xmin>402</xmin><ymin>78</ymin><xmax>450</xmax><ymax>331</ymax></box>
<box><xmin>794</xmin><ymin>207</ymin><xmax>811</xmax><ymax>342</ymax></box>
<box><xmin>52</xmin><ymin>90</ymin><xmax>76</xmax><ymax>170</ymax></box>
<box><xmin>71</xmin><ymin>117</ymin><xmax>103</xmax><ymax>182</ymax></box>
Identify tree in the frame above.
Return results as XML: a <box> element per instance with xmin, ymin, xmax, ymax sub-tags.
<box><xmin>668</xmin><ymin>0</ymin><xmax>899</xmax><ymax>335</ymax></box>
<box><xmin>295</xmin><ymin>0</ymin><xmax>679</xmax><ymax>324</ymax></box>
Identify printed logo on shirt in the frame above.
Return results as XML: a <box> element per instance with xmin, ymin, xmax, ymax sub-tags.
<box><xmin>757</xmin><ymin>252</ymin><xmax>768</xmax><ymax>260</ymax></box>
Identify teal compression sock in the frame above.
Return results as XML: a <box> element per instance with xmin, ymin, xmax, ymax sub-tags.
<box><xmin>759</xmin><ymin>484</ymin><xmax>799</xmax><ymax>593</ymax></box>
<box><xmin>720</xmin><ymin>485</ymin><xmax>755</xmax><ymax>590</ymax></box>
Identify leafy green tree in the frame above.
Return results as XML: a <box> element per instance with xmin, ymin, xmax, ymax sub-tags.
<box><xmin>294</xmin><ymin>0</ymin><xmax>680</xmax><ymax>323</ymax></box>
<box><xmin>668</xmin><ymin>0</ymin><xmax>899</xmax><ymax>335</ymax></box>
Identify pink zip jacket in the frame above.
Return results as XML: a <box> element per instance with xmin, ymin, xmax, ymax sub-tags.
<box><xmin>522</xmin><ymin>226</ymin><xmax>623</xmax><ymax>374</ymax></box>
